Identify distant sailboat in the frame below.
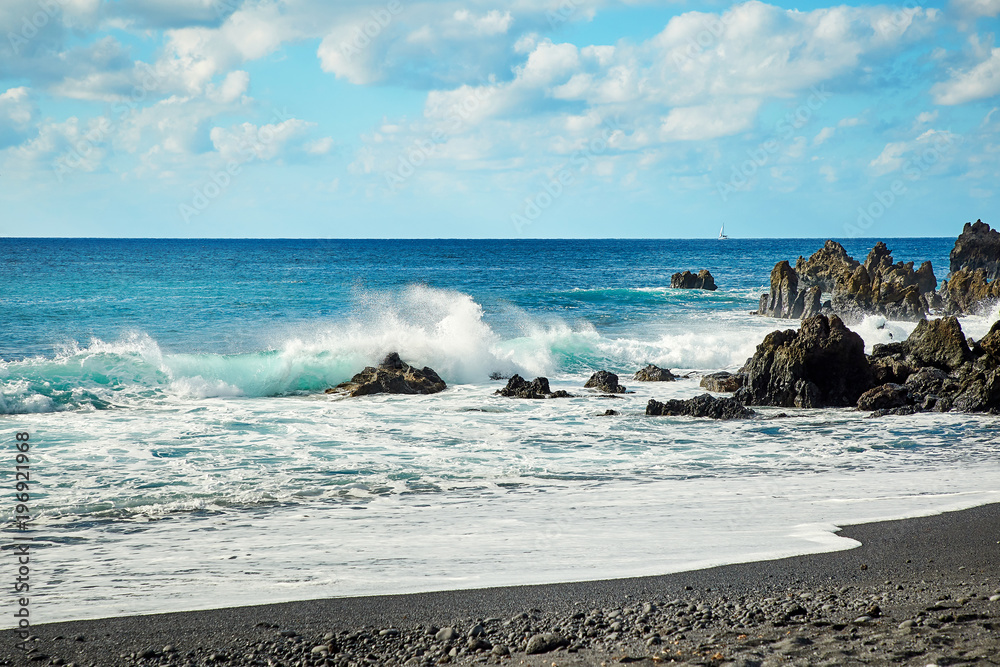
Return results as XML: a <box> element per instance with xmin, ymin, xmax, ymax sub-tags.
<box><xmin>718</xmin><ymin>224</ymin><xmax>729</xmax><ymax>240</ymax></box>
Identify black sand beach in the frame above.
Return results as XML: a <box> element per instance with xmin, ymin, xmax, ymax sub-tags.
<box><xmin>6</xmin><ymin>503</ymin><xmax>999</xmax><ymax>666</ymax></box>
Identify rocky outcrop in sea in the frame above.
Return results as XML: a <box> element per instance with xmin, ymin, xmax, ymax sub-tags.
<box><xmin>496</xmin><ymin>375</ymin><xmax>573</xmax><ymax>399</ymax></box>
<box><xmin>756</xmin><ymin>241</ymin><xmax>937</xmax><ymax>322</ymax></box>
<box><xmin>670</xmin><ymin>270</ymin><xmax>717</xmax><ymax>291</ymax></box>
<box><xmin>865</xmin><ymin>317</ymin><xmax>1000</xmax><ymax>415</ymax></box>
<box><xmin>646</xmin><ymin>394</ymin><xmax>754</xmax><ymax>420</ymax></box>
<box><xmin>735</xmin><ymin>314</ymin><xmax>874</xmax><ymax>408</ymax></box>
<box><xmin>755</xmin><ymin>219</ymin><xmax>1000</xmax><ymax>322</ymax></box>
<box><xmin>715</xmin><ymin>314</ymin><xmax>1000</xmax><ymax>415</ymax></box>
<box><xmin>940</xmin><ymin>220</ymin><xmax>1000</xmax><ymax>315</ymax></box>
<box><xmin>584</xmin><ymin>371</ymin><xmax>628</xmax><ymax>393</ymax></box>
<box><xmin>632</xmin><ymin>365</ymin><xmax>676</xmax><ymax>381</ymax></box>
<box><xmin>327</xmin><ymin>352</ymin><xmax>447</xmax><ymax>396</ymax></box>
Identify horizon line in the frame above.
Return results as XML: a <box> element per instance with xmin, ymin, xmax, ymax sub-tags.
<box><xmin>0</xmin><ymin>236</ymin><xmax>957</xmax><ymax>241</ymax></box>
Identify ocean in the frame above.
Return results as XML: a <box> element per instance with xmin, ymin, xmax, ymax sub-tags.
<box><xmin>2</xmin><ymin>237</ymin><xmax>999</xmax><ymax>625</ymax></box>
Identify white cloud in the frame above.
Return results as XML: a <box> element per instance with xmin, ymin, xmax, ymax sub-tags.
<box><xmin>107</xmin><ymin>0</ymin><xmax>244</xmax><ymax>29</ymax></box>
<box><xmin>11</xmin><ymin>116</ymin><xmax>108</xmax><ymax>173</ymax></box>
<box><xmin>207</xmin><ymin>70</ymin><xmax>249</xmax><ymax>104</ymax></box>
<box><xmin>870</xmin><ymin>141</ymin><xmax>910</xmax><ymax>173</ymax></box>
<box><xmin>813</xmin><ymin>126</ymin><xmax>835</xmax><ymax>145</ymax></box>
<box><xmin>869</xmin><ymin>128</ymin><xmax>960</xmax><ymax>175</ymax></box>
<box><xmin>305</xmin><ymin>137</ymin><xmax>335</xmax><ymax>155</ymax></box>
<box><xmin>0</xmin><ymin>87</ymin><xmax>38</xmax><ymax>148</ymax></box>
<box><xmin>210</xmin><ymin>118</ymin><xmax>315</xmax><ymax>163</ymax></box>
<box><xmin>453</xmin><ymin>9</ymin><xmax>513</xmax><ymax>35</ymax></box>
<box><xmin>516</xmin><ymin>41</ymin><xmax>580</xmax><ymax>86</ymax></box>
<box><xmin>950</xmin><ymin>0</ymin><xmax>1000</xmax><ymax>19</ymax></box>
<box><xmin>933</xmin><ymin>47</ymin><xmax>1000</xmax><ymax>105</ymax></box>
<box><xmin>651</xmin><ymin>1</ymin><xmax>937</xmax><ymax>106</ymax></box>
<box><xmin>659</xmin><ymin>100</ymin><xmax>761</xmax><ymax>141</ymax></box>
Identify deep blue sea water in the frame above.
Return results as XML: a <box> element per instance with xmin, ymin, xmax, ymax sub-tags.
<box><xmin>2</xmin><ymin>237</ymin><xmax>998</xmax><ymax>624</ymax></box>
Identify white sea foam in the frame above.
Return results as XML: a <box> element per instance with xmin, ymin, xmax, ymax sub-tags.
<box><xmin>3</xmin><ymin>287</ymin><xmax>999</xmax><ymax>415</ymax></box>
<box><xmin>4</xmin><ymin>284</ymin><xmax>1000</xmax><ymax>625</ymax></box>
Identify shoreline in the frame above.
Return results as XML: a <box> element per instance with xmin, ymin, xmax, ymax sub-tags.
<box><xmin>7</xmin><ymin>503</ymin><xmax>999</xmax><ymax>666</ymax></box>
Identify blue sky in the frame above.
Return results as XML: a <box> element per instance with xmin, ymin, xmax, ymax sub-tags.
<box><xmin>0</xmin><ymin>0</ymin><xmax>998</xmax><ymax>238</ymax></box>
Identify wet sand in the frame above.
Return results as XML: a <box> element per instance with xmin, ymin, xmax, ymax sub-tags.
<box><xmin>5</xmin><ymin>503</ymin><xmax>999</xmax><ymax>666</ymax></box>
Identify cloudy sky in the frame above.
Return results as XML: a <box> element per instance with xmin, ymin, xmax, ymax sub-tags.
<box><xmin>0</xmin><ymin>0</ymin><xmax>998</xmax><ymax>238</ymax></box>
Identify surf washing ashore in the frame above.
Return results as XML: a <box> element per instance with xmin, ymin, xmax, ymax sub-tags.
<box><xmin>1</xmin><ymin>228</ymin><xmax>999</xmax><ymax>664</ymax></box>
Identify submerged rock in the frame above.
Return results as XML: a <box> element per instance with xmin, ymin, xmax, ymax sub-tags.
<box><xmin>699</xmin><ymin>371</ymin><xmax>745</xmax><ymax>393</ymax></box>
<box><xmin>671</xmin><ymin>269</ymin><xmax>718</xmax><ymax>291</ymax></box>
<box><xmin>646</xmin><ymin>394</ymin><xmax>755</xmax><ymax>420</ymax></box>
<box><xmin>328</xmin><ymin>352</ymin><xmax>446</xmax><ymax>397</ymax></box>
<box><xmin>736</xmin><ymin>315</ymin><xmax>873</xmax><ymax>408</ymax></box>
<box><xmin>584</xmin><ymin>370</ymin><xmax>628</xmax><ymax>393</ymax></box>
<box><xmin>856</xmin><ymin>383</ymin><xmax>910</xmax><ymax>411</ymax></box>
<box><xmin>633</xmin><ymin>364</ymin><xmax>677</xmax><ymax>382</ymax></box>
<box><xmin>496</xmin><ymin>375</ymin><xmax>572</xmax><ymax>399</ymax></box>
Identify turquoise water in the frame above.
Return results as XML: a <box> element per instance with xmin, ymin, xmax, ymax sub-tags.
<box><xmin>3</xmin><ymin>237</ymin><xmax>999</xmax><ymax>624</ymax></box>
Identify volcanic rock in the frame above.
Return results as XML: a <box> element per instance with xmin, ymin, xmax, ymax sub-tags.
<box><xmin>758</xmin><ymin>261</ymin><xmax>800</xmax><ymax>318</ymax></box>
<box><xmin>328</xmin><ymin>352</ymin><xmax>446</xmax><ymax>396</ymax></box>
<box><xmin>671</xmin><ymin>269</ymin><xmax>718</xmax><ymax>291</ymax></box>
<box><xmin>903</xmin><ymin>367</ymin><xmax>953</xmax><ymax>406</ymax></box>
<box><xmin>904</xmin><ymin>317</ymin><xmax>972</xmax><ymax>372</ymax></box>
<box><xmin>941</xmin><ymin>220</ymin><xmax>1000</xmax><ymax>315</ymax></box>
<box><xmin>863</xmin><ymin>317</ymin><xmax>1000</xmax><ymax>414</ymax></box>
<box><xmin>496</xmin><ymin>375</ymin><xmax>572</xmax><ymax>399</ymax></box>
<box><xmin>646</xmin><ymin>394</ymin><xmax>755</xmax><ymax>420</ymax></box>
<box><xmin>869</xmin><ymin>354</ymin><xmax>915</xmax><ymax>386</ymax></box>
<box><xmin>978</xmin><ymin>320</ymin><xmax>1000</xmax><ymax>359</ymax></box>
<box><xmin>633</xmin><ymin>364</ymin><xmax>677</xmax><ymax>382</ymax></box>
<box><xmin>856</xmin><ymin>384</ymin><xmax>911</xmax><ymax>411</ymax></box>
<box><xmin>796</xmin><ymin>240</ymin><xmax>860</xmax><ymax>293</ymax></box>
<box><xmin>950</xmin><ymin>219</ymin><xmax>1000</xmax><ymax>281</ymax></box>
<box><xmin>735</xmin><ymin>315</ymin><xmax>874</xmax><ymax>408</ymax></box>
<box><xmin>758</xmin><ymin>240</ymin><xmax>935</xmax><ymax>322</ymax></box>
<box><xmin>584</xmin><ymin>371</ymin><xmax>627</xmax><ymax>393</ymax></box>
<box><xmin>941</xmin><ymin>267</ymin><xmax>1000</xmax><ymax>315</ymax></box>
<box><xmin>699</xmin><ymin>371</ymin><xmax>744</xmax><ymax>393</ymax></box>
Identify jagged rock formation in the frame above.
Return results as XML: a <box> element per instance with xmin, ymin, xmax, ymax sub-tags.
<box><xmin>941</xmin><ymin>268</ymin><xmax>1000</xmax><ymax>315</ymax></box>
<box><xmin>939</xmin><ymin>220</ymin><xmax>1000</xmax><ymax>315</ymax></box>
<box><xmin>864</xmin><ymin>317</ymin><xmax>1000</xmax><ymax>414</ymax></box>
<box><xmin>856</xmin><ymin>383</ymin><xmax>910</xmax><ymax>412</ymax></box>
<box><xmin>757</xmin><ymin>241</ymin><xmax>936</xmax><ymax>322</ymax></box>
<box><xmin>796</xmin><ymin>240</ymin><xmax>860</xmax><ymax>292</ymax></box>
<box><xmin>735</xmin><ymin>315</ymin><xmax>874</xmax><ymax>408</ymax></box>
<box><xmin>699</xmin><ymin>371</ymin><xmax>744</xmax><ymax>393</ymax></box>
<box><xmin>584</xmin><ymin>371</ymin><xmax>628</xmax><ymax>393</ymax></box>
<box><xmin>950</xmin><ymin>219</ymin><xmax>1000</xmax><ymax>280</ymax></box>
<box><xmin>632</xmin><ymin>364</ymin><xmax>676</xmax><ymax>382</ymax></box>
<box><xmin>671</xmin><ymin>269</ymin><xmax>717</xmax><ymax>291</ymax></box>
<box><xmin>732</xmin><ymin>311</ymin><xmax>999</xmax><ymax>415</ymax></box>
<box><xmin>495</xmin><ymin>375</ymin><xmax>572</xmax><ymax>399</ymax></box>
<box><xmin>327</xmin><ymin>352</ymin><xmax>446</xmax><ymax>396</ymax></box>
<box><xmin>646</xmin><ymin>394</ymin><xmax>754</xmax><ymax>420</ymax></box>
<box><xmin>754</xmin><ymin>220</ymin><xmax>1000</xmax><ymax>321</ymax></box>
